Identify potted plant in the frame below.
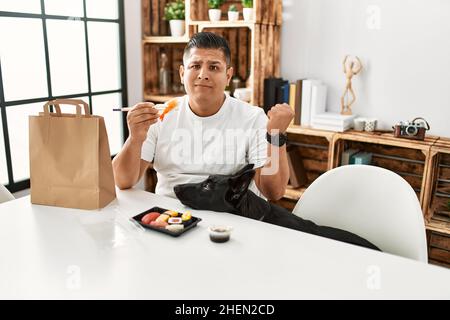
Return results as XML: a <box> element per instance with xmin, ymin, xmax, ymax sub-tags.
<box><xmin>164</xmin><ymin>0</ymin><xmax>185</xmax><ymax>37</ymax></box>
<box><xmin>242</xmin><ymin>0</ymin><xmax>253</xmax><ymax>21</ymax></box>
<box><xmin>228</xmin><ymin>4</ymin><xmax>239</xmax><ymax>22</ymax></box>
<box><xmin>208</xmin><ymin>0</ymin><xmax>224</xmax><ymax>22</ymax></box>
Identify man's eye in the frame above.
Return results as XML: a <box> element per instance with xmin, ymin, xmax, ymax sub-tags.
<box><xmin>191</xmin><ymin>65</ymin><xmax>200</xmax><ymax>69</ymax></box>
<box><xmin>210</xmin><ymin>66</ymin><xmax>218</xmax><ymax>71</ymax></box>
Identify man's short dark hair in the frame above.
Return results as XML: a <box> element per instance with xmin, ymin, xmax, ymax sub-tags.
<box><xmin>183</xmin><ymin>32</ymin><xmax>231</xmax><ymax>67</ymax></box>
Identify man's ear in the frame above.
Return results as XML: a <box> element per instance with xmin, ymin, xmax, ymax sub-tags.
<box><xmin>229</xmin><ymin>168</ymin><xmax>255</xmax><ymax>194</ymax></box>
<box><xmin>179</xmin><ymin>65</ymin><xmax>185</xmax><ymax>84</ymax></box>
<box><xmin>226</xmin><ymin>66</ymin><xmax>233</xmax><ymax>85</ymax></box>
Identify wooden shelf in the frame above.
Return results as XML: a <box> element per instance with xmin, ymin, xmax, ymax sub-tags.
<box><xmin>187</xmin><ymin>0</ymin><xmax>282</xmax><ymax>26</ymax></box>
<box><xmin>427</xmin><ymin>220</ymin><xmax>450</xmax><ymax>236</ymax></box>
<box><xmin>335</xmin><ymin>130</ymin><xmax>439</xmax><ymax>151</ymax></box>
<box><xmin>144</xmin><ymin>93</ymin><xmax>184</xmax><ymax>103</ymax></box>
<box><xmin>287</xmin><ymin>125</ymin><xmax>336</xmax><ymax>140</ymax></box>
<box><xmin>284</xmin><ymin>185</ymin><xmax>307</xmax><ymax>201</ymax></box>
<box><xmin>143</xmin><ymin>36</ymin><xmax>189</xmax><ymax>44</ymax></box>
<box><xmin>434</xmin><ymin>137</ymin><xmax>450</xmax><ymax>149</ymax></box>
<box><xmin>195</xmin><ymin>20</ymin><xmax>256</xmax><ymax>31</ymax></box>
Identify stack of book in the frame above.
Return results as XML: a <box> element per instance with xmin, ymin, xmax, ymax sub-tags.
<box><xmin>263</xmin><ymin>78</ymin><xmax>325</xmax><ymax>126</ymax></box>
<box><xmin>311</xmin><ymin>113</ymin><xmax>356</xmax><ymax>132</ymax></box>
<box><xmin>263</xmin><ymin>78</ymin><xmax>290</xmax><ymax>114</ymax></box>
<box><xmin>263</xmin><ymin>77</ymin><xmax>355</xmax><ymax>132</ymax></box>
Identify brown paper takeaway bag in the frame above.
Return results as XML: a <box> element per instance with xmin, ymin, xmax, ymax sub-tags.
<box><xmin>29</xmin><ymin>99</ymin><xmax>116</xmax><ymax>209</ymax></box>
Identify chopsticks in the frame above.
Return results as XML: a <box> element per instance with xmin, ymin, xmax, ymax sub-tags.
<box><xmin>112</xmin><ymin>104</ymin><xmax>166</xmax><ymax>112</ymax></box>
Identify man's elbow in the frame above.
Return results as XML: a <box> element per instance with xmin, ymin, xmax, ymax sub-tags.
<box><xmin>112</xmin><ymin>170</ymin><xmax>135</xmax><ymax>190</ymax></box>
<box><xmin>115</xmin><ymin>181</ymin><xmax>133</xmax><ymax>190</ymax></box>
<box><xmin>263</xmin><ymin>187</ymin><xmax>286</xmax><ymax>201</ymax></box>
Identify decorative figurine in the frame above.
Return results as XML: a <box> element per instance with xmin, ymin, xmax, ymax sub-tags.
<box><xmin>340</xmin><ymin>55</ymin><xmax>363</xmax><ymax>115</ymax></box>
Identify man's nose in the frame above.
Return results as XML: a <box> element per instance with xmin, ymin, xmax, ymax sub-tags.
<box><xmin>197</xmin><ymin>67</ymin><xmax>209</xmax><ymax>80</ymax></box>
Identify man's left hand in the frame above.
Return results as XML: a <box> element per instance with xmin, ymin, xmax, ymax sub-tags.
<box><xmin>267</xmin><ymin>103</ymin><xmax>295</xmax><ymax>134</ymax></box>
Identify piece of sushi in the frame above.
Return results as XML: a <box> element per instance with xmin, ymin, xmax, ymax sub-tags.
<box><xmin>164</xmin><ymin>210</ymin><xmax>179</xmax><ymax>217</ymax></box>
<box><xmin>150</xmin><ymin>220</ymin><xmax>168</xmax><ymax>228</ymax></box>
<box><xmin>141</xmin><ymin>212</ymin><xmax>160</xmax><ymax>225</ymax></box>
<box><xmin>165</xmin><ymin>224</ymin><xmax>184</xmax><ymax>233</ymax></box>
<box><xmin>168</xmin><ymin>217</ymin><xmax>182</xmax><ymax>224</ymax></box>
<box><xmin>156</xmin><ymin>214</ymin><xmax>170</xmax><ymax>223</ymax></box>
<box><xmin>181</xmin><ymin>211</ymin><xmax>192</xmax><ymax>222</ymax></box>
<box><xmin>159</xmin><ymin>99</ymin><xmax>178</xmax><ymax>121</ymax></box>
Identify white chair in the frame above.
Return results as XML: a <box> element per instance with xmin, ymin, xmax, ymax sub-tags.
<box><xmin>0</xmin><ymin>184</ymin><xmax>15</xmax><ymax>204</ymax></box>
<box><xmin>292</xmin><ymin>165</ymin><xmax>428</xmax><ymax>262</ymax></box>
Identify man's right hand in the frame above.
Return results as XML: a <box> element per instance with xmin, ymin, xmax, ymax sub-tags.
<box><xmin>126</xmin><ymin>102</ymin><xmax>160</xmax><ymax>143</ymax></box>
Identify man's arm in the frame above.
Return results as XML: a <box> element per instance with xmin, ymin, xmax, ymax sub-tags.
<box><xmin>254</xmin><ymin>103</ymin><xmax>294</xmax><ymax>200</ymax></box>
<box><xmin>112</xmin><ymin>102</ymin><xmax>159</xmax><ymax>189</ymax></box>
<box><xmin>254</xmin><ymin>144</ymin><xmax>290</xmax><ymax>200</ymax></box>
<box><xmin>112</xmin><ymin>139</ymin><xmax>150</xmax><ymax>189</ymax></box>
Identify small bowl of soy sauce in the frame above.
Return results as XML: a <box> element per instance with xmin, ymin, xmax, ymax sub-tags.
<box><xmin>208</xmin><ymin>226</ymin><xmax>233</xmax><ymax>243</ymax></box>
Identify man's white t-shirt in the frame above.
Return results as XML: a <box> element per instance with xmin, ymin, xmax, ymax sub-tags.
<box><xmin>141</xmin><ymin>94</ymin><xmax>268</xmax><ymax>198</ymax></box>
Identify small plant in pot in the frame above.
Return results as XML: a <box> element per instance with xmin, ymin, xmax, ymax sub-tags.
<box><xmin>208</xmin><ymin>0</ymin><xmax>224</xmax><ymax>22</ymax></box>
<box><xmin>242</xmin><ymin>0</ymin><xmax>253</xmax><ymax>21</ymax></box>
<box><xmin>164</xmin><ymin>0</ymin><xmax>185</xmax><ymax>37</ymax></box>
<box><xmin>228</xmin><ymin>4</ymin><xmax>239</xmax><ymax>22</ymax></box>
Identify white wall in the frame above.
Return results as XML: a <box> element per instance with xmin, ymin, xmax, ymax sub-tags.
<box><xmin>281</xmin><ymin>0</ymin><xmax>450</xmax><ymax>136</ymax></box>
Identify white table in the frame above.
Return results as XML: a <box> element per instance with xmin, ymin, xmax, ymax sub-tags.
<box><xmin>0</xmin><ymin>188</ymin><xmax>449</xmax><ymax>299</ymax></box>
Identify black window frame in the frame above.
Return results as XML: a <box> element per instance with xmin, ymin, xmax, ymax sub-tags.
<box><xmin>0</xmin><ymin>0</ymin><xmax>128</xmax><ymax>193</ymax></box>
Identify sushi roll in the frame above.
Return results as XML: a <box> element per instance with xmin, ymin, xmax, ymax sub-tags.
<box><xmin>168</xmin><ymin>217</ymin><xmax>182</xmax><ymax>224</ymax></box>
<box><xmin>165</xmin><ymin>224</ymin><xmax>184</xmax><ymax>233</ymax></box>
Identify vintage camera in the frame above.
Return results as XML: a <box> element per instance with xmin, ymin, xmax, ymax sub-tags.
<box><xmin>393</xmin><ymin>118</ymin><xmax>430</xmax><ymax>141</ymax></box>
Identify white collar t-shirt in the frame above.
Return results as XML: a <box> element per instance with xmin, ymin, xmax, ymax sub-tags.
<box><xmin>141</xmin><ymin>94</ymin><xmax>268</xmax><ymax>198</ymax></box>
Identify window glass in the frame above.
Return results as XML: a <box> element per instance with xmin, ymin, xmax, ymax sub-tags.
<box><xmin>47</xmin><ymin>19</ymin><xmax>88</xmax><ymax>96</ymax></box>
<box><xmin>0</xmin><ymin>17</ymin><xmax>48</xmax><ymax>102</ymax></box>
<box><xmin>88</xmin><ymin>21</ymin><xmax>121</xmax><ymax>92</ymax></box>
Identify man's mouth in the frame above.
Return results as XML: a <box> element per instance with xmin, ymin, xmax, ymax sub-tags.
<box><xmin>195</xmin><ymin>84</ymin><xmax>213</xmax><ymax>88</ymax></box>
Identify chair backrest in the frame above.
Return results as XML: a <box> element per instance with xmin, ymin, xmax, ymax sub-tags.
<box><xmin>0</xmin><ymin>184</ymin><xmax>15</xmax><ymax>204</ymax></box>
<box><xmin>292</xmin><ymin>165</ymin><xmax>428</xmax><ymax>262</ymax></box>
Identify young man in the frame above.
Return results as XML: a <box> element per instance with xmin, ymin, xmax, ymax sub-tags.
<box><xmin>112</xmin><ymin>32</ymin><xmax>294</xmax><ymax>200</ymax></box>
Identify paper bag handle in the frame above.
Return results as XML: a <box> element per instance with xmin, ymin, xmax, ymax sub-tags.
<box><xmin>43</xmin><ymin>99</ymin><xmax>90</xmax><ymax>117</ymax></box>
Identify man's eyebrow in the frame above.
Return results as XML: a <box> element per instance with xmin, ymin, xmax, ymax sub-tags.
<box><xmin>188</xmin><ymin>59</ymin><xmax>223</xmax><ymax>65</ymax></box>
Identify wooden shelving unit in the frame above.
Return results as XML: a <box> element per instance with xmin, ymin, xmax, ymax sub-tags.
<box><xmin>332</xmin><ymin>131</ymin><xmax>439</xmax><ymax>204</ymax></box>
<box><xmin>283</xmin><ymin>126</ymin><xmax>450</xmax><ymax>267</ymax></box>
<box><xmin>422</xmin><ymin>137</ymin><xmax>450</xmax><ymax>266</ymax></box>
<box><xmin>141</xmin><ymin>0</ymin><xmax>282</xmax><ymax>106</ymax></box>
